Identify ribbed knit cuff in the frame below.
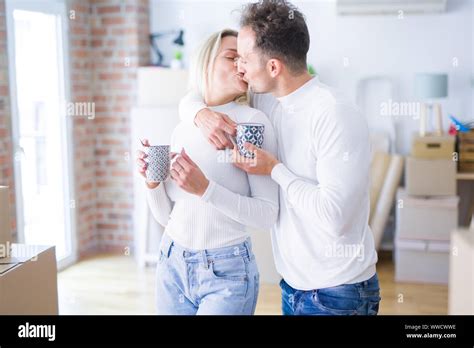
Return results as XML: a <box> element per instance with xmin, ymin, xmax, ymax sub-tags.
<box><xmin>271</xmin><ymin>163</ymin><xmax>298</xmax><ymax>194</ymax></box>
<box><xmin>200</xmin><ymin>180</ymin><xmax>216</xmax><ymax>202</ymax></box>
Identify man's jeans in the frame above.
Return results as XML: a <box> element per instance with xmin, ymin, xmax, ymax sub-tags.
<box><xmin>156</xmin><ymin>234</ymin><xmax>259</xmax><ymax>315</ymax></box>
<box><xmin>280</xmin><ymin>273</ymin><xmax>381</xmax><ymax>315</ymax></box>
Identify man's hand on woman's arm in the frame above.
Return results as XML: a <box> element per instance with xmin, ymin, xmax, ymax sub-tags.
<box><xmin>195</xmin><ymin>109</ymin><xmax>237</xmax><ymax>150</ymax></box>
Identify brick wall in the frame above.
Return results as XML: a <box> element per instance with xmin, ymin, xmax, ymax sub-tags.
<box><xmin>0</xmin><ymin>0</ymin><xmax>150</xmax><ymax>258</ymax></box>
<box><xmin>90</xmin><ymin>0</ymin><xmax>150</xmax><ymax>254</ymax></box>
<box><xmin>68</xmin><ymin>0</ymin><xmax>150</xmax><ymax>257</ymax></box>
<box><xmin>0</xmin><ymin>0</ymin><xmax>17</xmax><ymax>239</ymax></box>
<box><xmin>68</xmin><ymin>0</ymin><xmax>97</xmax><ymax>257</ymax></box>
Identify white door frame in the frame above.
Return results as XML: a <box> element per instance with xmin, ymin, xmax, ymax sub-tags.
<box><xmin>6</xmin><ymin>0</ymin><xmax>78</xmax><ymax>270</ymax></box>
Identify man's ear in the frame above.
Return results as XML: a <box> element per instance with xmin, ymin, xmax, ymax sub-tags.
<box><xmin>267</xmin><ymin>58</ymin><xmax>283</xmax><ymax>78</ymax></box>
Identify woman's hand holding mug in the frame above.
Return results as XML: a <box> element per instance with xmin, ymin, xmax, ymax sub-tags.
<box><xmin>170</xmin><ymin>148</ymin><xmax>209</xmax><ymax>197</ymax></box>
<box><xmin>136</xmin><ymin>139</ymin><xmax>162</xmax><ymax>189</ymax></box>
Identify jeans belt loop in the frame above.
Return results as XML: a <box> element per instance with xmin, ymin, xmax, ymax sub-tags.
<box><xmin>165</xmin><ymin>238</ymin><xmax>173</xmax><ymax>258</ymax></box>
<box><xmin>243</xmin><ymin>238</ymin><xmax>252</xmax><ymax>259</ymax></box>
<box><xmin>202</xmin><ymin>249</ymin><xmax>209</xmax><ymax>269</ymax></box>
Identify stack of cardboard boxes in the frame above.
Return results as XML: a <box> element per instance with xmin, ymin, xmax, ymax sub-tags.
<box><xmin>395</xmin><ymin>135</ymin><xmax>459</xmax><ymax>284</ymax></box>
<box><xmin>0</xmin><ymin>186</ymin><xmax>59</xmax><ymax>314</ymax></box>
<box><xmin>448</xmin><ymin>228</ymin><xmax>474</xmax><ymax>314</ymax></box>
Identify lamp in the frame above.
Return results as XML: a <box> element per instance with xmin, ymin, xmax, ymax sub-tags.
<box><xmin>149</xmin><ymin>29</ymin><xmax>185</xmax><ymax>67</ymax></box>
<box><xmin>414</xmin><ymin>73</ymin><xmax>448</xmax><ymax>136</ymax></box>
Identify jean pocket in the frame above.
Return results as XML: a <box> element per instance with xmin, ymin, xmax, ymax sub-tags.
<box><xmin>367</xmin><ymin>300</ymin><xmax>380</xmax><ymax>315</ymax></box>
<box><xmin>312</xmin><ymin>287</ymin><xmax>362</xmax><ymax>315</ymax></box>
<box><xmin>209</xmin><ymin>256</ymin><xmax>248</xmax><ymax>282</ymax></box>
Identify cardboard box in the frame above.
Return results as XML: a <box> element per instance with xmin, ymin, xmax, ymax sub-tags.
<box><xmin>411</xmin><ymin>134</ymin><xmax>455</xmax><ymax>159</ymax></box>
<box><xmin>405</xmin><ymin>157</ymin><xmax>456</xmax><ymax>196</ymax></box>
<box><xmin>457</xmin><ymin>130</ymin><xmax>474</xmax><ymax>173</ymax></box>
<box><xmin>459</xmin><ymin>162</ymin><xmax>474</xmax><ymax>172</ymax></box>
<box><xmin>395</xmin><ymin>238</ymin><xmax>449</xmax><ymax>284</ymax></box>
<box><xmin>448</xmin><ymin>229</ymin><xmax>474</xmax><ymax>314</ymax></box>
<box><xmin>396</xmin><ymin>188</ymin><xmax>458</xmax><ymax>241</ymax></box>
<box><xmin>0</xmin><ymin>186</ymin><xmax>12</xmax><ymax>258</ymax></box>
<box><xmin>0</xmin><ymin>244</ymin><xmax>58</xmax><ymax>314</ymax></box>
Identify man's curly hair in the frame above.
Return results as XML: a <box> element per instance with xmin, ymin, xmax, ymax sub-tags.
<box><xmin>240</xmin><ymin>0</ymin><xmax>310</xmax><ymax>74</ymax></box>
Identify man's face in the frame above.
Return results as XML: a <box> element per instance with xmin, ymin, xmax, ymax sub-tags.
<box><xmin>237</xmin><ymin>26</ymin><xmax>275</xmax><ymax>94</ymax></box>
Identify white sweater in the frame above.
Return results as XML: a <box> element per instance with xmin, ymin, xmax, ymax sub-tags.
<box><xmin>146</xmin><ymin>101</ymin><xmax>279</xmax><ymax>250</ymax></box>
<box><xmin>179</xmin><ymin>77</ymin><xmax>378</xmax><ymax>290</ymax></box>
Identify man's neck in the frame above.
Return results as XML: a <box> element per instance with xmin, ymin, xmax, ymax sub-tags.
<box><xmin>272</xmin><ymin>71</ymin><xmax>313</xmax><ymax>98</ymax></box>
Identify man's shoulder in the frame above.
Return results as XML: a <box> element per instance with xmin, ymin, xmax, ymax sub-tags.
<box><xmin>313</xmin><ymin>81</ymin><xmax>355</xmax><ymax>110</ymax></box>
<box><xmin>310</xmin><ymin>82</ymin><xmax>361</xmax><ymax>117</ymax></box>
<box><xmin>307</xmin><ymin>83</ymin><xmax>366</xmax><ymax>136</ymax></box>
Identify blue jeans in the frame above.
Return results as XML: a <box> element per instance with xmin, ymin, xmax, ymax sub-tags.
<box><xmin>155</xmin><ymin>234</ymin><xmax>259</xmax><ymax>315</ymax></box>
<box><xmin>280</xmin><ymin>273</ymin><xmax>381</xmax><ymax>315</ymax></box>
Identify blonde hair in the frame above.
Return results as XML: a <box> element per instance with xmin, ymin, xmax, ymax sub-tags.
<box><xmin>188</xmin><ymin>29</ymin><xmax>248</xmax><ymax>104</ymax></box>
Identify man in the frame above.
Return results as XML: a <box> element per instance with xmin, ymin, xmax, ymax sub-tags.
<box><xmin>178</xmin><ymin>0</ymin><xmax>381</xmax><ymax>315</ymax></box>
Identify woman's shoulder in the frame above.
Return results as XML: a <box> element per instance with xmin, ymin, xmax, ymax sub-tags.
<box><xmin>169</xmin><ymin>119</ymin><xmax>198</xmax><ymax>146</ymax></box>
<box><xmin>231</xmin><ymin>103</ymin><xmax>270</xmax><ymax>124</ymax></box>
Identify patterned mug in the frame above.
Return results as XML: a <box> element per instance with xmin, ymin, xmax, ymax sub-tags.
<box><xmin>145</xmin><ymin>145</ymin><xmax>170</xmax><ymax>182</ymax></box>
<box><xmin>236</xmin><ymin>123</ymin><xmax>265</xmax><ymax>159</ymax></box>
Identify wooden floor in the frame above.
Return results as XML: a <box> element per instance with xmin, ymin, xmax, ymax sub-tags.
<box><xmin>57</xmin><ymin>251</ymin><xmax>448</xmax><ymax>315</ymax></box>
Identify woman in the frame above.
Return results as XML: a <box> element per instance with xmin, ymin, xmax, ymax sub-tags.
<box><xmin>136</xmin><ymin>29</ymin><xmax>278</xmax><ymax>315</ymax></box>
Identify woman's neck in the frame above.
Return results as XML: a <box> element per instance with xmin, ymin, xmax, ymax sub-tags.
<box><xmin>205</xmin><ymin>89</ymin><xmax>238</xmax><ymax>107</ymax></box>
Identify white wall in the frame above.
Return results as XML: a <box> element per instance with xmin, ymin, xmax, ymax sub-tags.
<box><xmin>150</xmin><ymin>0</ymin><xmax>473</xmax><ymax>154</ymax></box>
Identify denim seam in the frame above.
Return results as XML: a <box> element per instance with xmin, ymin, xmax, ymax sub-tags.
<box><xmin>251</xmin><ymin>274</ymin><xmax>259</xmax><ymax>314</ymax></box>
<box><xmin>243</xmin><ymin>258</ymin><xmax>250</xmax><ymax>298</ymax></box>
<box><xmin>186</xmin><ymin>261</ymin><xmax>200</xmax><ymax>307</ymax></box>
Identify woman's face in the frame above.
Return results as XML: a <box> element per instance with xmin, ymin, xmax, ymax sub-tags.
<box><xmin>208</xmin><ymin>35</ymin><xmax>248</xmax><ymax>97</ymax></box>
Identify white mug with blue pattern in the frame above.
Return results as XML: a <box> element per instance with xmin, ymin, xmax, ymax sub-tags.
<box><xmin>145</xmin><ymin>145</ymin><xmax>170</xmax><ymax>182</ymax></box>
<box><xmin>235</xmin><ymin>123</ymin><xmax>265</xmax><ymax>159</ymax></box>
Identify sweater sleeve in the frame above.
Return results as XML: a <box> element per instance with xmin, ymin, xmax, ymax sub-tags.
<box><xmin>145</xmin><ymin>182</ymin><xmax>173</xmax><ymax>227</ymax></box>
<box><xmin>179</xmin><ymin>90</ymin><xmax>272</xmax><ymax>124</ymax></box>
<box><xmin>271</xmin><ymin>102</ymin><xmax>371</xmax><ymax>237</ymax></box>
<box><xmin>200</xmin><ymin>111</ymin><xmax>279</xmax><ymax>231</ymax></box>
<box><xmin>178</xmin><ymin>90</ymin><xmax>207</xmax><ymax>125</ymax></box>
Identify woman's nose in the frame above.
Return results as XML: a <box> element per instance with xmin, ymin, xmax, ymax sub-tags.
<box><xmin>236</xmin><ymin>60</ymin><xmax>245</xmax><ymax>74</ymax></box>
